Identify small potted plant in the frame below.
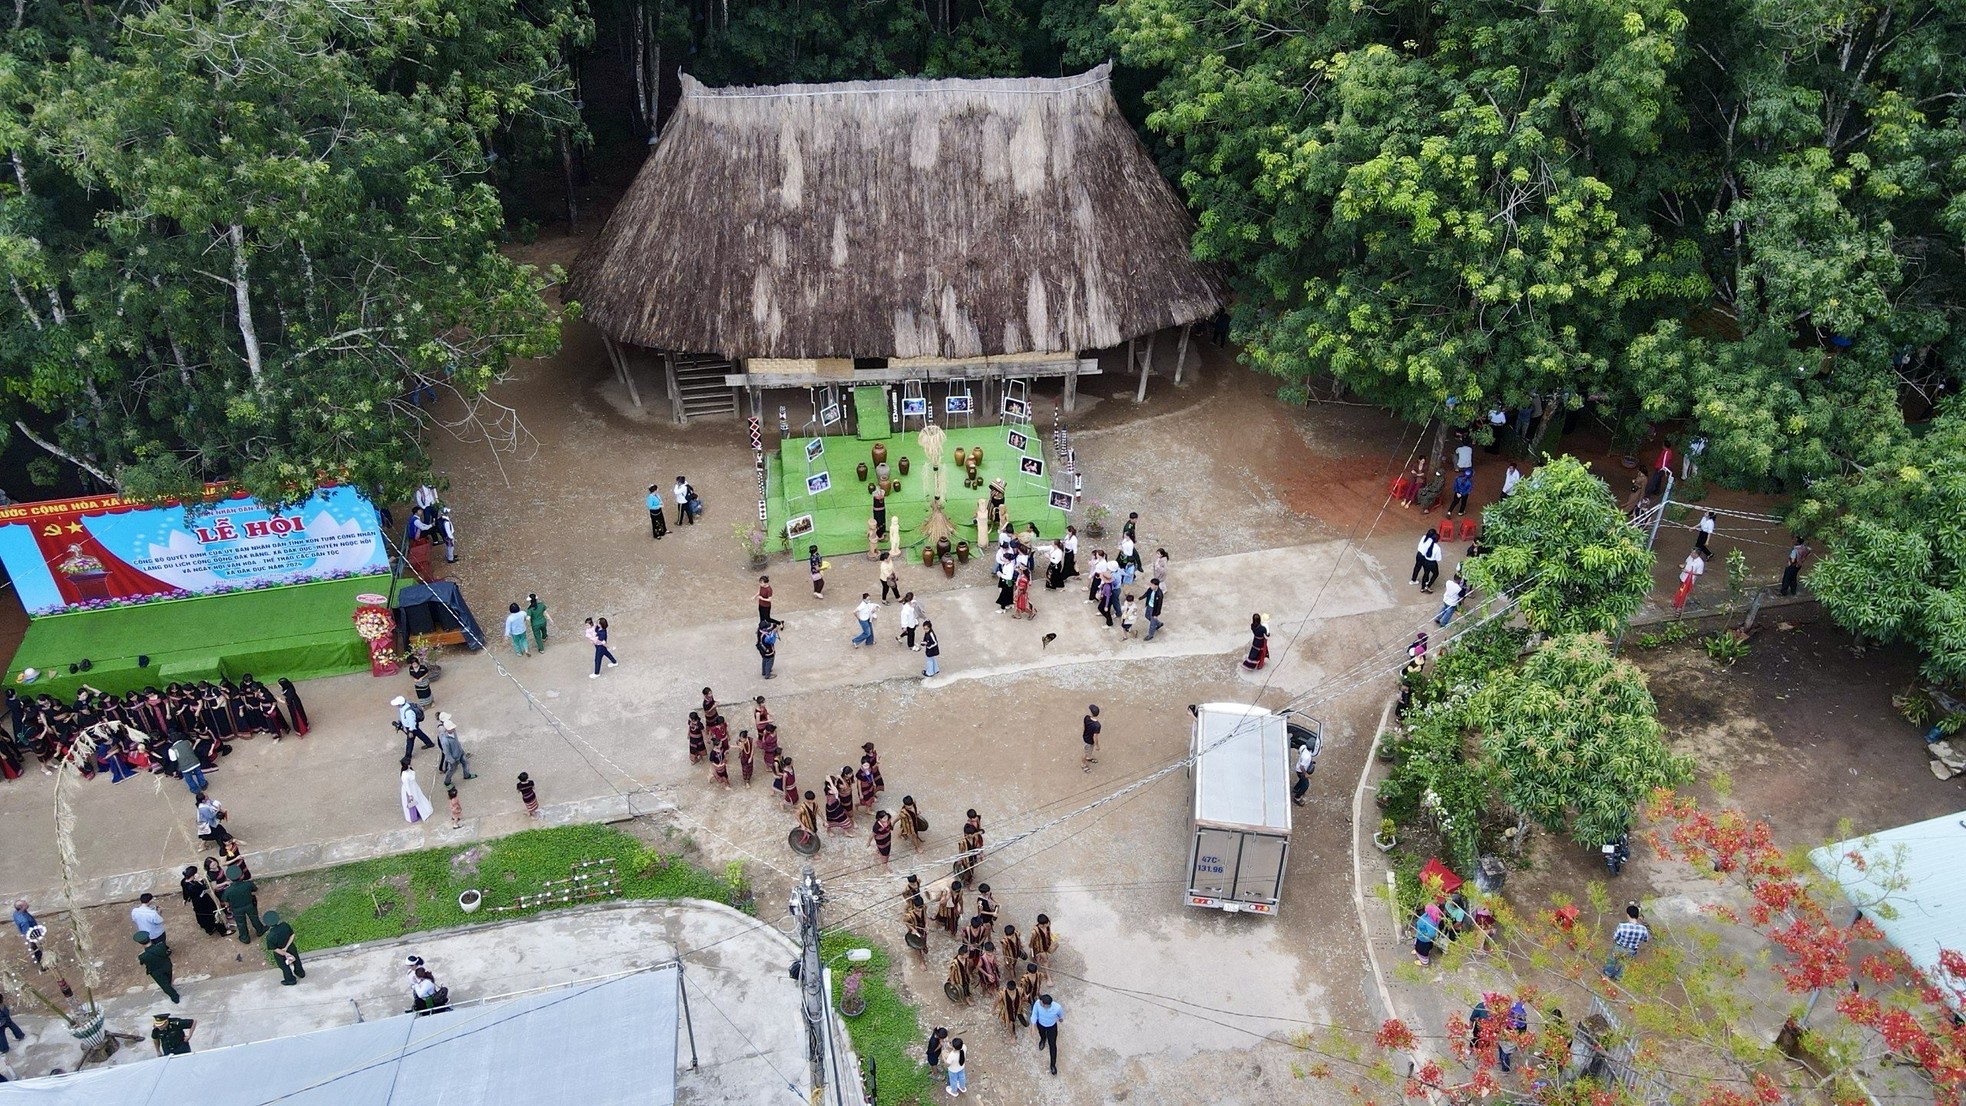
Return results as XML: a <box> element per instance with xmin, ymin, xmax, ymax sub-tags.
<box><xmin>839</xmin><ymin>969</ymin><xmax>867</xmax><ymax>1017</ymax></box>
<box><xmin>1084</xmin><ymin>499</ymin><xmax>1112</xmax><ymax>538</ymax></box>
<box><xmin>458</xmin><ymin>889</ymin><xmax>483</xmax><ymax>913</ymax></box>
<box><xmin>1374</xmin><ymin>817</ymin><xmax>1398</xmax><ymax>852</ymax></box>
<box><xmin>732</xmin><ymin>521</ymin><xmax>769</xmax><ymax>570</ymax></box>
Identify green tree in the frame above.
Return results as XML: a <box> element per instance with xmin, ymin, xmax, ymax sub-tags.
<box><xmin>1804</xmin><ymin>404</ymin><xmax>1966</xmax><ymax>686</ymax></box>
<box><xmin>1462</xmin><ymin>456</ymin><xmax>1654</xmax><ymax>636</ymax></box>
<box><xmin>1469</xmin><ymin>634</ymin><xmax>1689</xmax><ymax>847</ymax></box>
<box><xmin>0</xmin><ymin>0</ymin><xmax>582</xmax><ymax>503</ymax></box>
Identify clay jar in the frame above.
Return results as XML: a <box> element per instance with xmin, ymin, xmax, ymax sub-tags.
<box><xmin>953</xmin><ymin>447</ymin><xmax>968</xmax><ymax>467</ymax></box>
<box><xmin>955</xmin><ymin>541</ymin><xmax>970</xmax><ymax>564</ymax></box>
<box><xmin>921</xmin><ymin>547</ymin><xmax>937</xmax><ymax>568</ymax></box>
<box><xmin>898</xmin><ymin>456</ymin><xmax>911</xmax><ymax>476</ymax></box>
<box><xmin>871</xmin><ymin>442</ymin><xmax>888</xmax><ymax>466</ymax></box>
<box><xmin>936</xmin><ymin>536</ymin><xmax>953</xmax><ymax>558</ymax></box>
<box><xmin>856</xmin><ymin>461</ymin><xmax>869</xmax><ymax>482</ymax></box>
<box><xmin>941</xmin><ymin>555</ymin><xmax>956</xmax><ymax>578</ymax></box>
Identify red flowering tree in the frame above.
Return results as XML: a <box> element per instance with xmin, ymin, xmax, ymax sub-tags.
<box><xmin>1327</xmin><ymin>795</ymin><xmax>1965</xmax><ymax>1106</ymax></box>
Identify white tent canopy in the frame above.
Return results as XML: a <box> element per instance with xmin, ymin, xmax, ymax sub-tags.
<box><xmin>0</xmin><ymin>967</ymin><xmax>679</xmax><ymax>1105</ymax></box>
<box><xmin>1810</xmin><ymin>810</ymin><xmax>1966</xmax><ymax>1014</ymax></box>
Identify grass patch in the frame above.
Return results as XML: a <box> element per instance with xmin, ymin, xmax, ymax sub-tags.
<box><xmin>822</xmin><ymin>931</ymin><xmax>932</xmax><ymax>1106</ymax></box>
<box><xmin>280</xmin><ymin>824</ymin><xmax>740</xmax><ymax>951</ymax></box>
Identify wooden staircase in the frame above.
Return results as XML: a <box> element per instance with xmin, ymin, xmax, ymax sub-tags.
<box><xmin>667</xmin><ymin>354</ymin><xmax>739</xmax><ymax>424</ymax></box>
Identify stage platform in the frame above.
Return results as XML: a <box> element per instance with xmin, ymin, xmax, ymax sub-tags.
<box><xmin>5</xmin><ymin>575</ymin><xmax>385</xmax><ymax>699</ymax></box>
<box><xmin>767</xmin><ymin>422</ymin><xmax>1070</xmax><ymax>558</ymax></box>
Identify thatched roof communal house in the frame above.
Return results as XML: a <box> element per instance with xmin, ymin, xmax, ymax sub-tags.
<box><xmin>568</xmin><ymin>63</ymin><xmax>1223</xmax><ymax>424</ymax></box>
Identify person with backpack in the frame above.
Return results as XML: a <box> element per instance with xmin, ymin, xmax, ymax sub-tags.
<box><xmin>756</xmin><ymin>621</ymin><xmax>778</xmax><ymax>680</ymax></box>
<box><xmin>920</xmin><ymin>621</ymin><xmax>940</xmax><ymax>679</ymax></box>
<box><xmin>392</xmin><ymin>695</ymin><xmax>435</xmax><ymax>761</ymax></box>
<box><xmin>672</xmin><ymin>476</ymin><xmax>696</xmax><ymax>526</ymax></box>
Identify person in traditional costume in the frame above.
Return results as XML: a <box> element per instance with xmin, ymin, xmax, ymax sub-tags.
<box><xmin>868</xmin><ymin>811</ymin><xmax>894</xmax><ymax>870</ymax></box>
<box><xmin>855</xmin><ymin>761</ymin><xmax>877</xmax><ymax>809</ymax></box>
<box><xmin>1000</xmin><ymin>923</ymin><xmax>1025</xmax><ymax>968</ymax></box>
<box><xmin>1030</xmin><ymin>913</ymin><xmax>1056</xmax><ymax>965</ymax></box>
<box><xmin>757</xmin><ymin>721</ymin><xmax>780</xmax><ymax>765</ymax></box>
<box><xmin>796</xmin><ymin>790</ymin><xmax>821</xmax><ymax>843</ymax></box>
<box><xmin>736</xmin><ymin>731</ymin><xmax>754</xmax><ymax>786</ymax></box>
<box><xmin>860</xmin><ymin>743</ymin><xmax>884</xmax><ymax>792</ymax></box>
<box><xmin>686</xmin><ymin>713</ymin><xmax>706</xmax><ymax>764</ymax></box>
<box><xmin>996</xmin><ymin>974</ymin><xmax>1022</xmax><ymax>1036</ymax></box>
<box><xmin>276</xmin><ymin>678</ymin><xmax>309</xmax><ymax>736</ymax></box>
<box><xmin>823</xmin><ymin>778</ymin><xmax>853</xmax><ymax>835</ymax></box>
<box><xmin>935</xmin><ymin>880</ymin><xmax>965</xmax><ymax>936</ymax></box>
<box><xmin>903</xmin><ymin>893</ymin><xmax>929</xmax><ymax>964</ymax></box>
<box><xmin>973</xmin><ymin>884</ymin><xmax>998</xmax><ymax>935</ymax></box>
<box><xmin>945</xmin><ymin>946</ymin><xmax>974</xmax><ymax>1003</ymax></box>
<box><xmin>180</xmin><ymin>865</ymin><xmax>228</xmax><ymax>937</ymax></box>
<box><xmin>708</xmin><ymin>744</ymin><xmax>729</xmax><ymax>788</ymax></box>
<box><xmin>779</xmin><ymin>758</ymin><xmax>799</xmax><ymax>807</ymax></box>
<box><xmin>1241</xmin><ymin>613</ymin><xmax>1270</xmax><ymax>671</ymax></box>
<box><xmin>977</xmin><ymin>941</ymin><xmax>1002</xmax><ymax>990</ymax></box>
<box><xmin>898</xmin><ymin>795</ymin><xmax>926</xmax><ymax>852</ymax></box>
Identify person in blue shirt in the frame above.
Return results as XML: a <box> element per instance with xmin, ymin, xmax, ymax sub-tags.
<box><xmin>10</xmin><ymin>902</ymin><xmax>34</xmax><ymax>938</ymax></box>
<box><xmin>645</xmin><ymin>484</ymin><xmax>666</xmax><ymax>540</ymax></box>
<box><xmin>1449</xmin><ymin>468</ymin><xmax>1474</xmax><ymax>517</ymax></box>
<box><xmin>1030</xmin><ymin>993</ymin><xmax>1064</xmax><ymax>1075</ymax></box>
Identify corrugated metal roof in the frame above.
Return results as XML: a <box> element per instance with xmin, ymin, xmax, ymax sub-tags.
<box><xmin>1</xmin><ymin>967</ymin><xmax>679</xmax><ymax>1104</ymax></box>
<box><xmin>1191</xmin><ymin>702</ymin><xmax>1292</xmax><ymax>834</ymax></box>
<box><xmin>1810</xmin><ymin>810</ymin><xmax>1966</xmax><ymax>1014</ymax></box>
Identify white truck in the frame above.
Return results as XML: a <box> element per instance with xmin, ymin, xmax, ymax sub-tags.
<box><xmin>1184</xmin><ymin>702</ymin><xmax>1317</xmax><ymax>916</ymax></box>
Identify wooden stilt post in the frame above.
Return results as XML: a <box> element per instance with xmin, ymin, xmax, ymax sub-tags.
<box><xmin>1134</xmin><ymin>330</ymin><xmax>1158</xmax><ymax>403</ymax></box>
<box><xmin>1063</xmin><ymin>365</ymin><xmax>1079</xmax><ymax>413</ymax></box>
<box><xmin>1173</xmin><ymin>325</ymin><xmax>1192</xmax><ymax>386</ymax></box>
<box><xmin>603</xmin><ymin>337</ymin><xmax>645</xmax><ymax>409</ymax></box>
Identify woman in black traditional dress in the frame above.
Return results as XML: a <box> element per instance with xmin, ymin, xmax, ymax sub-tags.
<box><xmin>860</xmin><ymin>742</ymin><xmax>884</xmax><ymax>793</ymax></box>
<box><xmin>868</xmin><ymin>810</ymin><xmax>894</xmax><ymax>870</ymax></box>
<box><xmin>1241</xmin><ymin>612</ymin><xmax>1270</xmax><ymax>671</ymax></box>
<box><xmin>686</xmin><ymin>712</ymin><xmax>706</xmax><ymax>764</ymax></box>
<box><xmin>278</xmin><ymin>678</ymin><xmax>310</xmax><ymax>735</ymax></box>
<box><xmin>180</xmin><ymin>864</ymin><xmax>229</xmax><ymax>936</ymax></box>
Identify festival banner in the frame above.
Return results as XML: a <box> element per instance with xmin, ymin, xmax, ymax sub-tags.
<box><xmin>0</xmin><ymin>486</ymin><xmax>388</xmax><ymax>616</ymax></box>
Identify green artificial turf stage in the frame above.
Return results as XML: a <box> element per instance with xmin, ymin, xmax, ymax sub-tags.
<box><xmin>6</xmin><ymin>575</ymin><xmax>385</xmax><ymax>698</ymax></box>
<box><xmin>767</xmin><ymin>422</ymin><xmax>1072</xmax><ymax>559</ymax></box>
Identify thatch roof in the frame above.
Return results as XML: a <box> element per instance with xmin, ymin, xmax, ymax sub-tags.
<box><xmin>569</xmin><ymin>64</ymin><xmax>1223</xmax><ymax>360</ymax></box>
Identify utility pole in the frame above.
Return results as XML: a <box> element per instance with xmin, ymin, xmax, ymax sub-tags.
<box><xmin>792</xmin><ymin>865</ymin><xmax>828</xmax><ymax>1106</ymax></box>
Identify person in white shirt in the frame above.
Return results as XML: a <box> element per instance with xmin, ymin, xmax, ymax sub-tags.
<box><xmin>851</xmin><ymin>595</ymin><xmax>879</xmax><ymax>646</ymax></box>
<box><xmin>1045</xmin><ymin>541</ymin><xmax>1066</xmax><ymax>590</ymax></box>
<box><xmin>1411</xmin><ymin>528</ymin><xmax>1442</xmax><ymax>591</ymax></box>
<box><xmin>1454</xmin><ymin>441</ymin><xmax>1474</xmax><ymax>471</ymax></box>
<box><xmin>131</xmin><ymin>894</ymin><xmax>166</xmax><ymax>944</ymax></box>
<box><xmin>672</xmin><ymin>477</ymin><xmax>695</xmax><ymax>526</ymax></box>
<box><xmin>1501</xmin><ymin>463</ymin><xmax>1523</xmax><ymax>497</ymax></box>
<box><xmin>898</xmin><ymin>593</ymin><xmax>923</xmax><ymax>649</ymax></box>
<box><xmin>1694</xmin><ymin>511</ymin><xmax>1716</xmax><ymax>556</ymax></box>
<box><xmin>1434</xmin><ymin>571</ymin><xmax>1466</xmax><ymax>627</ymax></box>
<box><xmin>1674</xmin><ymin>550</ymin><xmax>1706</xmax><ymax>610</ymax></box>
<box><xmin>1062</xmin><ymin>528</ymin><xmax>1080</xmax><ymax>579</ymax></box>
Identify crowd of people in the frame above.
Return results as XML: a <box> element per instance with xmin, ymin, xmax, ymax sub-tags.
<box><xmin>0</xmin><ymin>677</ymin><xmax>310</xmax><ymax>786</ymax></box>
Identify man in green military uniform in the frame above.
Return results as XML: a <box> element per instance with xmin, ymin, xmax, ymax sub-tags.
<box><xmin>262</xmin><ymin>911</ymin><xmax>305</xmax><ymax>986</ymax></box>
<box><xmin>150</xmin><ymin>1013</ymin><xmax>195</xmax><ymax>1055</ymax></box>
<box><xmin>222</xmin><ymin>869</ymin><xmax>265</xmax><ymax>945</ymax></box>
<box><xmin>135</xmin><ymin>932</ymin><xmax>180</xmax><ymax>1003</ymax></box>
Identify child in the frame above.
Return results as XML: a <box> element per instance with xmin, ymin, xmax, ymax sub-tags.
<box><xmin>709</xmin><ymin>744</ymin><xmax>730</xmax><ymax>788</ymax></box>
<box><xmin>447</xmin><ymin>786</ymin><xmax>462</xmax><ymax>829</ymax></box>
<box><xmin>516</xmin><ymin>772</ymin><xmax>540</xmax><ymax>817</ymax></box>
<box><xmin>1119</xmin><ymin>593</ymin><xmax>1139</xmax><ymax>637</ymax></box>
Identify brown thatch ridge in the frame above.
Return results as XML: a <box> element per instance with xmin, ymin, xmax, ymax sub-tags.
<box><xmin>568</xmin><ymin>64</ymin><xmax>1224</xmax><ymax>360</ymax></box>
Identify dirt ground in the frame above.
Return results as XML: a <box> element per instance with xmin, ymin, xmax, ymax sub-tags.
<box><xmin>1499</xmin><ymin>616</ymin><xmax>1963</xmax><ymax>916</ymax></box>
<box><xmin>1</xmin><ymin>219</ymin><xmax>1955</xmax><ymax>1103</ymax></box>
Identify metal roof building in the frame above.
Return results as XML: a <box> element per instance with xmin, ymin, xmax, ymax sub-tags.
<box><xmin>0</xmin><ymin>967</ymin><xmax>679</xmax><ymax>1105</ymax></box>
<box><xmin>1810</xmin><ymin>810</ymin><xmax>1966</xmax><ymax>1014</ymax></box>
